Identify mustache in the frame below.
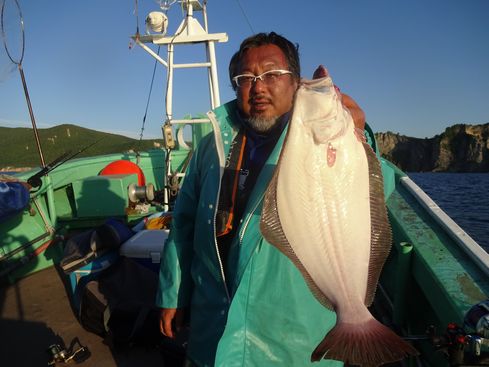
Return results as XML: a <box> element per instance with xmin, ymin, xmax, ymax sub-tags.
<box><xmin>249</xmin><ymin>95</ymin><xmax>271</xmax><ymax>104</ymax></box>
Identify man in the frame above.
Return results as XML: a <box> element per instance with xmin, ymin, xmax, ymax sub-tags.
<box><xmin>156</xmin><ymin>32</ymin><xmax>371</xmax><ymax>366</ymax></box>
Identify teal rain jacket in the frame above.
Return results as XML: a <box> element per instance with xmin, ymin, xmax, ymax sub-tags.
<box><xmin>156</xmin><ymin>100</ymin><xmax>377</xmax><ymax>367</ymax></box>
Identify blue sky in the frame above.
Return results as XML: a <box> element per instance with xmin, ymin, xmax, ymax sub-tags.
<box><xmin>1</xmin><ymin>0</ymin><xmax>488</xmax><ymax>139</ymax></box>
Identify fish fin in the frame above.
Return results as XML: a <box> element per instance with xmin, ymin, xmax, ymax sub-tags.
<box><xmin>261</xmin><ymin>168</ymin><xmax>334</xmax><ymax>311</ymax></box>
<box><xmin>363</xmin><ymin>142</ymin><xmax>393</xmax><ymax>306</ymax></box>
<box><xmin>311</xmin><ymin>318</ymin><xmax>418</xmax><ymax>366</ymax></box>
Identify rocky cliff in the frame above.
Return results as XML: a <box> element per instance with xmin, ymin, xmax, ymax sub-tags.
<box><xmin>375</xmin><ymin>123</ymin><xmax>489</xmax><ymax>172</ymax></box>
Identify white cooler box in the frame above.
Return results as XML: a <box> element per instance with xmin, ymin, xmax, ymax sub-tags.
<box><xmin>119</xmin><ymin>229</ymin><xmax>169</xmax><ymax>272</ymax></box>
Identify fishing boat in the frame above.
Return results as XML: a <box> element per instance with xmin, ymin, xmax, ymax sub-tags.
<box><xmin>1</xmin><ymin>1</ymin><xmax>488</xmax><ymax>366</ymax></box>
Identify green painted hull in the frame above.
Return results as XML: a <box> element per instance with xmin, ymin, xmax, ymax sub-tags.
<box><xmin>379</xmin><ymin>159</ymin><xmax>489</xmax><ymax>365</ymax></box>
<box><xmin>1</xmin><ymin>149</ymin><xmax>168</xmax><ymax>282</ymax></box>
<box><xmin>1</xmin><ymin>149</ymin><xmax>488</xmax><ymax>365</ymax></box>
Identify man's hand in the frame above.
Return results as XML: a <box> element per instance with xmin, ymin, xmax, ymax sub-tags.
<box><xmin>159</xmin><ymin>307</ymin><xmax>185</xmax><ymax>339</ymax></box>
<box><xmin>341</xmin><ymin>93</ymin><xmax>366</xmax><ymax>131</ymax></box>
<box><xmin>312</xmin><ymin>65</ymin><xmax>366</xmax><ymax>131</ymax></box>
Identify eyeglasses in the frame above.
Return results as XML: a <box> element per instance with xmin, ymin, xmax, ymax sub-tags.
<box><xmin>232</xmin><ymin>69</ymin><xmax>292</xmax><ymax>88</ymax></box>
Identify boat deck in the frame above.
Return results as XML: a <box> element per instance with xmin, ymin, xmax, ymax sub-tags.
<box><xmin>0</xmin><ymin>266</ymin><xmax>166</xmax><ymax>367</ymax></box>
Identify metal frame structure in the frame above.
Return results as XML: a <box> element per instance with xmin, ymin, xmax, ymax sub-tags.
<box><xmin>132</xmin><ymin>0</ymin><xmax>227</xmax><ymax>128</ymax></box>
<box><xmin>132</xmin><ymin>0</ymin><xmax>228</xmax><ymax>209</ymax></box>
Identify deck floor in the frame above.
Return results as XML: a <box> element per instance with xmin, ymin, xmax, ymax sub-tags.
<box><xmin>0</xmin><ymin>266</ymin><xmax>166</xmax><ymax>366</ymax></box>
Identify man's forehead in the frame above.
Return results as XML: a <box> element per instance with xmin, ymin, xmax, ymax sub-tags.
<box><xmin>238</xmin><ymin>45</ymin><xmax>288</xmax><ymax>71</ymax></box>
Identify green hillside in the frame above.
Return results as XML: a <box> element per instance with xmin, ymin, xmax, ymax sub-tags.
<box><xmin>0</xmin><ymin>124</ymin><xmax>165</xmax><ymax>169</ymax></box>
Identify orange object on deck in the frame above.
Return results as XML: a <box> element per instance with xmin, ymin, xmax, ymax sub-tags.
<box><xmin>100</xmin><ymin>160</ymin><xmax>146</xmax><ymax>186</ymax></box>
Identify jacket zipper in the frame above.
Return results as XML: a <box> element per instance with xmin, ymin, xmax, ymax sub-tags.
<box><xmin>208</xmin><ymin>111</ymin><xmax>231</xmax><ymax>303</ymax></box>
<box><xmin>239</xmin><ymin>192</ymin><xmax>265</xmax><ymax>245</ymax></box>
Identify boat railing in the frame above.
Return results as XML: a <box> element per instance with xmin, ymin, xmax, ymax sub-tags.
<box><xmin>400</xmin><ymin>176</ymin><xmax>489</xmax><ymax>277</ymax></box>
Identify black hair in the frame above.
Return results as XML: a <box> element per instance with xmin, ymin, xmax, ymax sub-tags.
<box><xmin>229</xmin><ymin>32</ymin><xmax>300</xmax><ymax>90</ymax></box>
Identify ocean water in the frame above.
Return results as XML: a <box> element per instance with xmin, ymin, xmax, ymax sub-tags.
<box><xmin>408</xmin><ymin>172</ymin><xmax>489</xmax><ymax>252</ymax></box>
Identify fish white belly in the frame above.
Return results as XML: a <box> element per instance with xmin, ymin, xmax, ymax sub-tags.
<box><xmin>276</xmin><ymin>107</ymin><xmax>371</xmax><ymax>321</ymax></box>
<box><xmin>260</xmin><ymin>75</ymin><xmax>418</xmax><ymax>365</ymax></box>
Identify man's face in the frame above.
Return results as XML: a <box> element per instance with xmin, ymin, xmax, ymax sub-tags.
<box><xmin>235</xmin><ymin>44</ymin><xmax>298</xmax><ymax>132</ymax></box>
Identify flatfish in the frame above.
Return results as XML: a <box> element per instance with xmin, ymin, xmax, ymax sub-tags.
<box><xmin>260</xmin><ymin>71</ymin><xmax>418</xmax><ymax>366</ymax></box>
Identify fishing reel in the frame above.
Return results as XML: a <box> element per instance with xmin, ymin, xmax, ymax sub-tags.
<box><xmin>128</xmin><ymin>183</ymin><xmax>155</xmax><ymax>204</ymax></box>
<box><xmin>46</xmin><ymin>338</ymin><xmax>90</xmax><ymax>365</ymax></box>
<box><xmin>464</xmin><ymin>300</ymin><xmax>489</xmax><ymax>357</ymax></box>
<box><xmin>27</xmin><ymin>151</ymin><xmax>72</xmax><ymax>188</ymax></box>
<box><xmin>426</xmin><ymin>300</ymin><xmax>489</xmax><ymax>366</ymax></box>
<box><xmin>127</xmin><ymin>183</ymin><xmax>158</xmax><ymax>214</ymax></box>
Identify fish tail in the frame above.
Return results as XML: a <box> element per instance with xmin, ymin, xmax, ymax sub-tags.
<box><xmin>311</xmin><ymin>319</ymin><xmax>418</xmax><ymax>366</ymax></box>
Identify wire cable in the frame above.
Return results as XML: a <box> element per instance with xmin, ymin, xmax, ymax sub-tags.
<box><xmin>134</xmin><ymin>0</ymin><xmax>140</xmax><ymax>38</ymax></box>
<box><xmin>138</xmin><ymin>45</ymin><xmax>161</xmax><ymax>145</ymax></box>
<box><xmin>164</xmin><ymin>1</ymin><xmax>189</xmax><ymax>123</ymax></box>
<box><xmin>234</xmin><ymin>0</ymin><xmax>254</xmax><ymax>34</ymax></box>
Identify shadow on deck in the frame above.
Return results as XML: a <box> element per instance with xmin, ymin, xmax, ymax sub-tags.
<box><xmin>0</xmin><ymin>266</ymin><xmax>165</xmax><ymax>366</ymax></box>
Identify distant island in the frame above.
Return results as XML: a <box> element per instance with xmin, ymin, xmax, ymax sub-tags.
<box><xmin>1</xmin><ymin>122</ymin><xmax>488</xmax><ymax>173</ymax></box>
<box><xmin>0</xmin><ymin>124</ymin><xmax>164</xmax><ymax>171</ymax></box>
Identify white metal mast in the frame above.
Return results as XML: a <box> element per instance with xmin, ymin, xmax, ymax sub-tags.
<box><xmin>132</xmin><ymin>0</ymin><xmax>228</xmax><ymax>209</ymax></box>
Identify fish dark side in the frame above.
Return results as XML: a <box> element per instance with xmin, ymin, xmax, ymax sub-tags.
<box><xmin>260</xmin><ymin>72</ymin><xmax>418</xmax><ymax>366</ymax></box>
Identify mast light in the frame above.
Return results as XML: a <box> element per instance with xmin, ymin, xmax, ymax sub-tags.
<box><xmin>145</xmin><ymin>11</ymin><xmax>168</xmax><ymax>35</ymax></box>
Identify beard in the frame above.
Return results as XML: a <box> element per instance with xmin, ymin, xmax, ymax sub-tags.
<box><xmin>246</xmin><ymin>115</ymin><xmax>279</xmax><ymax>133</ymax></box>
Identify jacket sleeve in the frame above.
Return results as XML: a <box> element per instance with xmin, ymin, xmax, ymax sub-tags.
<box><xmin>364</xmin><ymin>122</ymin><xmax>379</xmax><ymax>155</ymax></box>
<box><xmin>155</xmin><ymin>142</ymin><xmax>205</xmax><ymax>309</ymax></box>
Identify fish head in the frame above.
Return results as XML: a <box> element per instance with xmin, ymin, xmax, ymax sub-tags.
<box><xmin>309</xmin><ymin>117</ymin><xmax>342</xmax><ymax>146</ymax></box>
<box><xmin>296</xmin><ymin>77</ymin><xmax>348</xmax><ymax>145</ymax></box>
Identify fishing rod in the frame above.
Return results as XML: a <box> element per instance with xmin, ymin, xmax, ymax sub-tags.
<box><xmin>0</xmin><ymin>231</ymin><xmax>52</xmax><ymax>263</ymax></box>
<box><xmin>0</xmin><ymin>237</ymin><xmax>54</xmax><ymax>285</ymax></box>
<box><xmin>1</xmin><ymin>0</ymin><xmax>46</xmax><ymax>168</ymax></box>
<box><xmin>27</xmin><ymin>137</ymin><xmax>104</xmax><ymax>188</ymax></box>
